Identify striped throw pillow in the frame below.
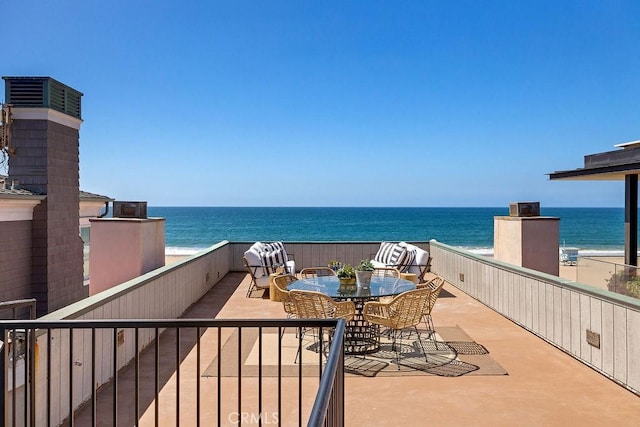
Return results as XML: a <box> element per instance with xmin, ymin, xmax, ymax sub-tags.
<box><xmin>386</xmin><ymin>244</ymin><xmax>408</xmax><ymax>267</ymax></box>
<box><xmin>397</xmin><ymin>249</ymin><xmax>416</xmax><ymax>272</ymax></box>
<box><xmin>374</xmin><ymin>242</ymin><xmax>397</xmax><ymax>265</ymax></box>
<box><xmin>261</xmin><ymin>248</ymin><xmax>287</xmax><ymax>275</ymax></box>
<box><xmin>263</xmin><ymin>241</ymin><xmax>288</xmax><ymax>261</ymax></box>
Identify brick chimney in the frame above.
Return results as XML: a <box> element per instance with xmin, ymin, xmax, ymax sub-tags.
<box><xmin>3</xmin><ymin>76</ymin><xmax>85</xmax><ymax>315</ymax></box>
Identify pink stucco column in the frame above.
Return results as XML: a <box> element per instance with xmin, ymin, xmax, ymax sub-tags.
<box><xmin>89</xmin><ymin>217</ymin><xmax>165</xmax><ymax>295</ymax></box>
<box><xmin>494</xmin><ymin>216</ymin><xmax>560</xmax><ymax>276</ymax></box>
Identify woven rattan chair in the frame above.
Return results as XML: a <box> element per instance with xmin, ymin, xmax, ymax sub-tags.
<box><xmin>299</xmin><ymin>267</ymin><xmax>337</xmax><ymax>279</ymax></box>
<box><xmin>243</xmin><ymin>256</ymin><xmax>270</xmax><ymax>298</ymax></box>
<box><xmin>416</xmin><ymin>275</ymin><xmax>445</xmax><ymax>332</ymax></box>
<box><xmin>363</xmin><ymin>287</ymin><xmax>432</xmax><ymax>369</ymax></box>
<box><xmin>289</xmin><ymin>290</ymin><xmax>355</xmax><ymax>322</ymax></box>
<box><xmin>289</xmin><ymin>290</ymin><xmax>355</xmax><ymax>362</ymax></box>
<box><xmin>372</xmin><ymin>267</ymin><xmax>401</xmax><ymax>279</ymax></box>
<box><xmin>273</xmin><ymin>274</ymin><xmax>298</xmax><ymax>318</ymax></box>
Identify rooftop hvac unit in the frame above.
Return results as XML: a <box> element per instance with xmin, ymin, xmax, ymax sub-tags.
<box><xmin>509</xmin><ymin>202</ymin><xmax>540</xmax><ymax>217</ymax></box>
<box><xmin>113</xmin><ymin>201</ymin><xmax>147</xmax><ymax>219</ymax></box>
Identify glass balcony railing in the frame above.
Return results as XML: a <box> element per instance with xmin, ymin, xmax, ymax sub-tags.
<box><xmin>577</xmin><ymin>257</ymin><xmax>640</xmax><ymax>299</ymax></box>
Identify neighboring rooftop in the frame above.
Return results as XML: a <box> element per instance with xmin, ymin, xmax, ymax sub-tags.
<box><xmin>549</xmin><ymin>141</ymin><xmax>640</xmax><ymax>180</ymax></box>
<box><xmin>549</xmin><ymin>141</ymin><xmax>640</xmax><ymax>266</ymax></box>
<box><xmin>79</xmin><ymin>190</ymin><xmax>114</xmax><ymax>202</ymax></box>
<box><xmin>0</xmin><ymin>176</ymin><xmax>44</xmax><ymax>198</ymax></box>
<box><xmin>0</xmin><ymin>175</ymin><xmax>111</xmax><ymax>200</ymax></box>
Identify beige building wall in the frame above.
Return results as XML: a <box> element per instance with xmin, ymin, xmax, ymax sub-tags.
<box><xmin>494</xmin><ymin>216</ymin><xmax>560</xmax><ymax>276</ymax></box>
<box><xmin>89</xmin><ymin>218</ymin><xmax>165</xmax><ymax>295</ymax></box>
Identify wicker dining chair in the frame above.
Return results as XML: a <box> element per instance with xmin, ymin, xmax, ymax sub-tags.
<box><xmin>362</xmin><ymin>287</ymin><xmax>432</xmax><ymax>369</ymax></box>
<box><xmin>242</xmin><ymin>256</ymin><xmax>270</xmax><ymax>298</ymax></box>
<box><xmin>372</xmin><ymin>267</ymin><xmax>401</xmax><ymax>279</ymax></box>
<box><xmin>289</xmin><ymin>290</ymin><xmax>356</xmax><ymax>322</ymax></box>
<box><xmin>273</xmin><ymin>274</ymin><xmax>298</xmax><ymax>318</ymax></box>
<box><xmin>289</xmin><ymin>290</ymin><xmax>355</xmax><ymax>362</ymax></box>
<box><xmin>299</xmin><ymin>267</ymin><xmax>337</xmax><ymax>279</ymax></box>
<box><xmin>416</xmin><ymin>275</ymin><xmax>445</xmax><ymax>333</ymax></box>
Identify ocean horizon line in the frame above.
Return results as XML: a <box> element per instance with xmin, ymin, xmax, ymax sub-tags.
<box><xmin>150</xmin><ymin>205</ymin><xmax>626</xmax><ymax>209</ymax></box>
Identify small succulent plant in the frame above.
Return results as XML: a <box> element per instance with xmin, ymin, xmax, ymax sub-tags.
<box><xmin>356</xmin><ymin>259</ymin><xmax>375</xmax><ymax>272</ymax></box>
<box><xmin>336</xmin><ymin>264</ymin><xmax>356</xmax><ymax>279</ymax></box>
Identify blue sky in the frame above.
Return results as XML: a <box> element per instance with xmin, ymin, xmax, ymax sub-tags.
<box><xmin>4</xmin><ymin>1</ymin><xmax>639</xmax><ymax>207</ymax></box>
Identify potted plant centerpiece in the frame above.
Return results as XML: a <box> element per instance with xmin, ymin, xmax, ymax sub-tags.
<box><xmin>356</xmin><ymin>259</ymin><xmax>375</xmax><ymax>289</ymax></box>
<box><xmin>337</xmin><ymin>264</ymin><xmax>356</xmax><ymax>286</ymax></box>
<box><xmin>328</xmin><ymin>260</ymin><xmax>342</xmax><ymax>272</ymax></box>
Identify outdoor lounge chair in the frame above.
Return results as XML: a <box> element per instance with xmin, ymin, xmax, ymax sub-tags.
<box><xmin>243</xmin><ymin>241</ymin><xmax>296</xmax><ymax>277</ymax></box>
<box><xmin>243</xmin><ymin>256</ymin><xmax>271</xmax><ymax>297</ymax></box>
<box><xmin>362</xmin><ymin>287</ymin><xmax>432</xmax><ymax>369</ymax></box>
<box><xmin>371</xmin><ymin>241</ymin><xmax>432</xmax><ymax>283</ymax></box>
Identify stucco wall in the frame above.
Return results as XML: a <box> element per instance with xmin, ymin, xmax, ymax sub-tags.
<box><xmin>89</xmin><ymin>218</ymin><xmax>166</xmax><ymax>295</ymax></box>
<box><xmin>494</xmin><ymin>216</ymin><xmax>559</xmax><ymax>276</ymax></box>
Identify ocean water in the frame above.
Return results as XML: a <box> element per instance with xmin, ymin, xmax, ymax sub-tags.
<box><xmin>147</xmin><ymin>207</ymin><xmax>629</xmax><ymax>257</ymax></box>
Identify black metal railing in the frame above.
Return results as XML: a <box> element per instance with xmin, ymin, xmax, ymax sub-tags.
<box><xmin>307</xmin><ymin>321</ymin><xmax>345</xmax><ymax>427</ymax></box>
<box><xmin>0</xmin><ymin>318</ymin><xmax>345</xmax><ymax>426</ymax></box>
<box><xmin>0</xmin><ymin>299</ymin><xmax>37</xmax><ymax>427</ymax></box>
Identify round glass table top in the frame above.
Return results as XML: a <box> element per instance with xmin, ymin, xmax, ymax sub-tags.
<box><xmin>287</xmin><ymin>275</ymin><xmax>415</xmax><ymax>298</ymax></box>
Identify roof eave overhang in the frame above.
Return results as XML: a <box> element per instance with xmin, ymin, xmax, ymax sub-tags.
<box><xmin>549</xmin><ymin>163</ymin><xmax>640</xmax><ymax>181</ymax></box>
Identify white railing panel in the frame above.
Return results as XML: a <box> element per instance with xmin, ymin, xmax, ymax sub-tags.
<box><xmin>628</xmin><ymin>310</ymin><xmax>640</xmax><ymax>391</ymax></box>
<box><xmin>429</xmin><ymin>240</ymin><xmax>640</xmax><ymax>395</ymax></box>
<box><xmin>613</xmin><ymin>305</ymin><xmax>627</xmax><ymax>383</ymax></box>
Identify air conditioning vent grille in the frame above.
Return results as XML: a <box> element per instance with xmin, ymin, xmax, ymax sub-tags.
<box><xmin>3</xmin><ymin>77</ymin><xmax>82</xmax><ymax>119</ymax></box>
<box><xmin>113</xmin><ymin>201</ymin><xmax>147</xmax><ymax>219</ymax></box>
<box><xmin>7</xmin><ymin>80</ymin><xmax>44</xmax><ymax>107</ymax></box>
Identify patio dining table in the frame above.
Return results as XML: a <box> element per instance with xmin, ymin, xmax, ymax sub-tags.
<box><xmin>288</xmin><ymin>275</ymin><xmax>416</xmax><ymax>354</ymax></box>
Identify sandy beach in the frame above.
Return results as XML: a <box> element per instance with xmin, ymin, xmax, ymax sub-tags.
<box><xmin>560</xmin><ymin>256</ymin><xmax>628</xmax><ymax>292</ymax></box>
<box><xmin>165</xmin><ymin>255</ymin><xmax>189</xmax><ymax>265</ymax></box>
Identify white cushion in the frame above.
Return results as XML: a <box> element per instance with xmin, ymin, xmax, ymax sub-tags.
<box><xmin>251</xmin><ymin>242</ymin><xmax>266</xmax><ymax>253</ymax></box>
<box><xmin>255</xmin><ymin>275</ymin><xmax>271</xmax><ymax>289</ymax></box>
<box><xmin>244</xmin><ymin>248</ymin><xmax>264</xmax><ymax>277</ymax></box>
<box><xmin>371</xmin><ymin>260</ymin><xmax>387</xmax><ymax>269</ymax></box>
<box><xmin>286</xmin><ymin>260</ymin><xmax>296</xmax><ymax>274</ymax></box>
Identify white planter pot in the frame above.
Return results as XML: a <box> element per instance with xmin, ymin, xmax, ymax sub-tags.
<box><xmin>356</xmin><ymin>270</ymin><xmax>373</xmax><ymax>289</ymax></box>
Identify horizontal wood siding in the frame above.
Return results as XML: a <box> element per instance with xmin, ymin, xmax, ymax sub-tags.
<box><xmin>429</xmin><ymin>240</ymin><xmax>640</xmax><ymax>396</ymax></box>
